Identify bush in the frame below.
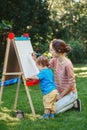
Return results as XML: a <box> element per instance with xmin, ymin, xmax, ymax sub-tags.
<box><xmin>68</xmin><ymin>40</ymin><xmax>86</xmax><ymax>63</ymax></box>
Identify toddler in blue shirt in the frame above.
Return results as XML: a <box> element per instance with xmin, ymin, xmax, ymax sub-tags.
<box><xmin>28</xmin><ymin>55</ymin><xmax>58</xmax><ymax>118</ymax></box>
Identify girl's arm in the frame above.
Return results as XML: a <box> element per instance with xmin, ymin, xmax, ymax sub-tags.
<box><xmin>59</xmin><ymin>63</ymin><xmax>76</xmax><ymax>98</ymax></box>
<box><xmin>59</xmin><ymin>87</ymin><xmax>72</xmax><ymax>99</ymax></box>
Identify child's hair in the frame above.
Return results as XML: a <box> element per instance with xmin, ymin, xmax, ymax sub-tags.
<box><xmin>51</xmin><ymin>39</ymin><xmax>71</xmax><ymax>53</ymax></box>
<box><xmin>36</xmin><ymin>55</ymin><xmax>49</xmax><ymax>67</ymax></box>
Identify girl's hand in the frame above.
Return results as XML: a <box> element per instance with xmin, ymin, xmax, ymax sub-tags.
<box><xmin>58</xmin><ymin>95</ymin><xmax>62</xmax><ymax>100</ymax></box>
<box><xmin>56</xmin><ymin>95</ymin><xmax>60</xmax><ymax>101</ymax></box>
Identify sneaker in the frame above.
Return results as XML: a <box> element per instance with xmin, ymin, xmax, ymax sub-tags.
<box><xmin>42</xmin><ymin>114</ymin><xmax>49</xmax><ymax>119</ymax></box>
<box><xmin>49</xmin><ymin>113</ymin><xmax>55</xmax><ymax>118</ymax></box>
<box><xmin>74</xmin><ymin>99</ymin><xmax>81</xmax><ymax>112</ymax></box>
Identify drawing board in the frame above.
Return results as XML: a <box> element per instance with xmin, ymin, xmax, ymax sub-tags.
<box><xmin>14</xmin><ymin>38</ymin><xmax>39</xmax><ymax>78</ymax></box>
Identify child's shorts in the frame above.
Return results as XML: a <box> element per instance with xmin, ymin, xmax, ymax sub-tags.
<box><xmin>43</xmin><ymin>89</ymin><xmax>58</xmax><ymax>112</ymax></box>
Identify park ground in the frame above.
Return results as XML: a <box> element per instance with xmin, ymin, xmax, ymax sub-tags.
<box><xmin>0</xmin><ymin>64</ymin><xmax>87</xmax><ymax>130</ymax></box>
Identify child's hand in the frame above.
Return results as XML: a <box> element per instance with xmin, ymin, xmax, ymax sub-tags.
<box><xmin>25</xmin><ymin>78</ymin><xmax>29</xmax><ymax>81</ymax></box>
<box><xmin>25</xmin><ymin>78</ymin><xmax>32</xmax><ymax>81</ymax></box>
<box><xmin>32</xmin><ymin>52</ymin><xmax>37</xmax><ymax>61</ymax></box>
<box><xmin>58</xmin><ymin>95</ymin><xmax>62</xmax><ymax>100</ymax></box>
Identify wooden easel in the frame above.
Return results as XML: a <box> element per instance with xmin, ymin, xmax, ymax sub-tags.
<box><xmin>0</xmin><ymin>38</ymin><xmax>36</xmax><ymax>117</ymax></box>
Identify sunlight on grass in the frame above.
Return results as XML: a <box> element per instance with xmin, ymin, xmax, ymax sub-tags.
<box><xmin>74</xmin><ymin>66</ymin><xmax>87</xmax><ymax>71</ymax></box>
<box><xmin>1</xmin><ymin>107</ymin><xmax>12</xmax><ymax>112</ymax></box>
<box><xmin>0</xmin><ymin>64</ymin><xmax>87</xmax><ymax>130</ymax></box>
<box><xmin>25</xmin><ymin>113</ymin><xmax>41</xmax><ymax>120</ymax></box>
<box><xmin>0</xmin><ymin>107</ymin><xmax>41</xmax><ymax>122</ymax></box>
<box><xmin>0</xmin><ymin>107</ymin><xmax>42</xmax><ymax>129</ymax></box>
<box><xmin>0</xmin><ymin>109</ymin><xmax>20</xmax><ymax>127</ymax></box>
<box><xmin>74</xmin><ymin>66</ymin><xmax>87</xmax><ymax>77</ymax></box>
<box><xmin>0</xmin><ymin>107</ymin><xmax>19</xmax><ymax>122</ymax></box>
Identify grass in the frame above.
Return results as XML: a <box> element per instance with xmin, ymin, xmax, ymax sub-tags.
<box><xmin>0</xmin><ymin>64</ymin><xmax>87</xmax><ymax>130</ymax></box>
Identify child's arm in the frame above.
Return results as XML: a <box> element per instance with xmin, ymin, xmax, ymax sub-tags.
<box><xmin>25</xmin><ymin>75</ymin><xmax>39</xmax><ymax>81</ymax></box>
<box><xmin>30</xmin><ymin>75</ymin><xmax>39</xmax><ymax>80</ymax></box>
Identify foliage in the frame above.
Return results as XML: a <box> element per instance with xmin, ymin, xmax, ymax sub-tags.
<box><xmin>68</xmin><ymin>40</ymin><xmax>87</xmax><ymax>63</ymax></box>
<box><xmin>0</xmin><ymin>0</ymin><xmax>52</xmax><ymax>69</ymax></box>
<box><xmin>0</xmin><ymin>0</ymin><xmax>51</xmax><ymax>42</ymax></box>
<box><xmin>0</xmin><ymin>0</ymin><xmax>87</xmax><ymax>66</ymax></box>
<box><xmin>0</xmin><ymin>43</ymin><xmax>5</xmax><ymax>77</ymax></box>
<box><xmin>0</xmin><ymin>64</ymin><xmax>87</xmax><ymax>130</ymax></box>
<box><xmin>48</xmin><ymin>0</ymin><xmax>87</xmax><ymax>42</ymax></box>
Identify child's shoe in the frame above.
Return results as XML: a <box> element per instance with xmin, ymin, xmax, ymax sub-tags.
<box><xmin>43</xmin><ymin>114</ymin><xmax>49</xmax><ymax>119</ymax></box>
<box><xmin>49</xmin><ymin>113</ymin><xmax>55</xmax><ymax>118</ymax></box>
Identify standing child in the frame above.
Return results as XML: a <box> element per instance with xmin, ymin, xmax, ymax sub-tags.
<box><xmin>27</xmin><ymin>55</ymin><xmax>58</xmax><ymax>118</ymax></box>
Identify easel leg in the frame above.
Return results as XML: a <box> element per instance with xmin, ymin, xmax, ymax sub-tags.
<box><xmin>0</xmin><ymin>76</ymin><xmax>5</xmax><ymax>106</ymax></box>
<box><xmin>0</xmin><ymin>39</ymin><xmax>11</xmax><ymax>106</ymax></box>
<box><xmin>14</xmin><ymin>76</ymin><xmax>21</xmax><ymax>110</ymax></box>
<box><xmin>25</xmin><ymin>85</ymin><xmax>36</xmax><ymax>117</ymax></box>
<box><xmin>0</xmin><ymin>86</ymin><xmax>4</xmax><ymax>105</ymax></box>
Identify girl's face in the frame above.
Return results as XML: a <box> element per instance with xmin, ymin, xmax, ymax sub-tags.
<box><xmin>49</xmin><ymin>43</ymin><xmax>58</xmax><ymax>57</ymax></box>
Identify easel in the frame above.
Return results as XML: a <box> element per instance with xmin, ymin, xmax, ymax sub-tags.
<box><xmin>0</xmin><ymin>38</ymin><xmax>36</xmax><ymax>117</ymax></box>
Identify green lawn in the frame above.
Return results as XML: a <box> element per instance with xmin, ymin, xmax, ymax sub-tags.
<box><xmin>0</xmin><ymin>64</ymin><xmax>87</xmax><ymax>130</ymax></box>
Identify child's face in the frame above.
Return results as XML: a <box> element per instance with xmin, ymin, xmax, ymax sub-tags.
<box><xmin>36</xmin><ymin>63</ymin><xmax>43</xmax><ymax>70</ymax></box>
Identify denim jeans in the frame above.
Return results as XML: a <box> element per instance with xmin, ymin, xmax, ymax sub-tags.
<box><xmin>55</xmin><ymin>92</ymin><xmax>78</xmax><ymax>114</ymax></box>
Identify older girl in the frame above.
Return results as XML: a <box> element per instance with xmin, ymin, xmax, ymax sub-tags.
<box><xmin>49</xmin><ymin>39</ymin><xmax>81</xmax><ymax>113</ymax></box>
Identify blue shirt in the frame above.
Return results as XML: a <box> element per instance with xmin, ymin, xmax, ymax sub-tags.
<box><xmin>37</xmin><ymin>68</ymin><xmax>57</xmax><ymax>95</ymax></box>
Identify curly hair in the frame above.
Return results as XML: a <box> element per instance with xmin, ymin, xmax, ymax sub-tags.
<box><xmin>36</xmin><ymin>55</ymin><xmax>49</xmax><ymax>67</ymax></box>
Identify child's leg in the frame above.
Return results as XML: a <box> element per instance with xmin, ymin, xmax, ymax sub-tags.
<box><xmin>43</xmin><ymin>108</ymin><xmax>55</xmax><ymax>118</ymax></box>
<box><xmin>43</xmin><ymin>90</ymin><xmax>58</xmax><ymax>118</ymax></box>
<box><xmin>44</xmin><ymin>108</ymin><xmax>50</xmax><ymax>114</ymax></box>
<box><xmin>42</xmin><ymin>108</ymin><xmax>50</xmax><ymax>118</ymax></box>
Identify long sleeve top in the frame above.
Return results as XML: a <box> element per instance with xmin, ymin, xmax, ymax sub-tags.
<box><xmin>49</xmin><ymin>57</ymin><xmax>77</xmax><ymax>94</ymax></box>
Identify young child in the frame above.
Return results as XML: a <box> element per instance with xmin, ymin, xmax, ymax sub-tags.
<box><xmin>27</xmin><ymin>55</ymin><xmax>58</xmax><ymax>118</ymax></box>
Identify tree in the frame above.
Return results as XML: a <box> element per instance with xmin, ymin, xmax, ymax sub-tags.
<box><xmin>47</xmin><ymin>0</ymin><xmax>87</xmax><ymax>42</ymax></box>
<box><xmin>0</xmin><ymin>0</ymin><xmax>51</xmax><ymax>52</ymax></box>
<box><xmin>0</xmin><ymin>0</ymin><xmax>52</xmax><ymax>71</ymax></box>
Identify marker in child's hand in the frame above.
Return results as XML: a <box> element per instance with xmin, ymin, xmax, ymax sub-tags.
<box><xmin>32</xmin><ymin>52</ymin><xmax>41</xmax><ymax>58</ymax></box>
